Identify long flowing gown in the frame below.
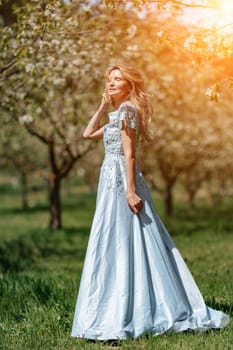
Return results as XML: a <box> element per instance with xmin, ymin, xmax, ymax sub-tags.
<box><xmin>71</xmin><ymin>101</ymin><xmax>229</xmax><ymax>340</ymax></box>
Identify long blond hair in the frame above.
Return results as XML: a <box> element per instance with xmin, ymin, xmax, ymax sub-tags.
<box><xmin>105</xmin><ymin>63</ymin><xmax>153</xmax><ymax>142</ymax></box>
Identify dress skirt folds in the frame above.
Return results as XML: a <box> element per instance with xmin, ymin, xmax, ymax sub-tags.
<box><xmin>71</xmin><ymin>102</ymin><xmax>229</xmax><ymax>340</ymax></box>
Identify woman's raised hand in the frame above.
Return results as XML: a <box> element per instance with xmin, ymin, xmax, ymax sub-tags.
<box><xmin>101</xmin><ymin>92</ymin><xmax>112</xmax><ymax>108</ymax></box>
<box><xmin>126</xmin><ymin>192</ymin><xmax>144</xmax><ymax>215</ymax></box>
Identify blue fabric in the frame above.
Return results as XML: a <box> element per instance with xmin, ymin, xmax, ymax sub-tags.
<box><xmin>71</xmin><ymin>102</ymin><xmax>229</xmax><ymax>340</ymax></box>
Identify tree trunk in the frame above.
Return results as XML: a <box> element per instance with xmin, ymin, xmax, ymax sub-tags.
<box><xmin>217</xmin><ymin>181</ymin><xmax>227</xmax><ymax>204</ymax></box>
<box><xmin>188</xmin><ymin>190</ymin><xmax>196</xmax><ymax>209</ymax></box>
<box><xmin>164</xmin><ymin>181</ymin><xmax>174</xmax><ymax>216</ymax></box>
<box><xmin>20</xmin><ymin>170</ymin><xmax>28</xmax><ymax>210</ymax></box>
<box><xmin>206</xmin><ymin>181</ymin><xmax>214</xmax><ymax>206</ymax></box>
<box><xmin>49</xmin><ymin>173</ymin><xmax>62</xmax><ymax>229</ymax></box>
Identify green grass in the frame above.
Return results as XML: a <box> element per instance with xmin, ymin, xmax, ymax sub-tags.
<box><xmin>0</xmin><ymin>179</ymin><xmax>232</xmax><ymax>350</ymax></box>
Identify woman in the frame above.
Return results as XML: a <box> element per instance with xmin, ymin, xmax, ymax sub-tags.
<box><xmin>71</xmin><ymin>64</ymin><xmax>229</xmax><ymax>340</ymax></box>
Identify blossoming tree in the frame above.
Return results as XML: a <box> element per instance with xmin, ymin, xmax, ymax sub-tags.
<box><xmin>1</xmin><ymin>0</ymin><xmax>232</xmax><ymax>226</ymax></box>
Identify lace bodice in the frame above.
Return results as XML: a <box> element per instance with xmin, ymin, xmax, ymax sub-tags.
<box><xmin>100</xmin><ymin>101</ymin><xmax>140</xmax><ymax>195</ymax></box>
<box><xmin>103</xmin><ymin>102</ymin><xmax>138</xmax><ymax>156</ymax></box>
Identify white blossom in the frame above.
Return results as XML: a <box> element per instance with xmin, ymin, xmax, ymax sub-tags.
<box><xmin>10</xmin><ymin>39</ymin><xmax>18</xmax><ymax>49</ymax></box>
<box><xmin>72</xmin><ymin>58</ymin><xmax>82</xmax><ymax>66</ymax></box>
<box><xmin>57</xmin><ymin>59</ymin><xmax>65</xmax><ymax>68</ymax></box>
<box><xmin>44</xmin><ymin>9</ymin><xmax>50</xmax><ymax>16</ymax></box>
<box><xmin>163</xmin><ymin>74</ymin><xmax>174</xmax><ymax>82</ymax></box>
<box><xmin>25</xmin><ymin>63</ymin><xmax>34</xmax><ymax>73</ymax></box>
<box><xmin>48</xmin><ymin>90</ymin><xmax>54</xmax><ymax>99</ymax></box>
<box><xmin>28</xmin><ymin>47</ymin><xmax>35</xmax><ymax>54</ymax></box>
<box><xmin>53</xmin><ymin>78</ymin><xmax>65</xmax><ymax>86</ymax></box>
<box><xmin>77</xmin><ymin>168</ymin><xmax>85</xmax><ymax>177</ymax></box>
<box><xmin>36</xmin><ymin>107</ymin><xmax>42</xmax><ymax>114</ymax></box>
<box><xmin>184</xmin><ymin>35</ymin><xmax>197</xmax><ymax>50</ymax></box>
<box><xmin>157</xmin><ymin>30</ymin><xmax>164</xmax><ymax>38</ymax></box>
<box><xmin>51</xmin><ymin>39</ymin><xmax>60</xmax><ymax>46</ymax></box>
<box><xmin>19</xmin><ymin>114</ymin><xmax>33</xmax><ymax>125</ymax></box>
<box><xmin>127</xmin><ymin>44</ymin><xmax>138</xmax><ymax>51</ymax></box>
<box><xmin>157</xmin><ymin>92</ymin><xmax>166</xmax><ymax>100</ymax></box>
<box><xmin>127</xmin><ymin>25</ymin><xmax>137</xmax><ymax>39</ymax></box>
<box><xmin>205</xmin><ymin>87</ymin><xmax>213</xmax><ymax>97</ymax></box>
<box><xmin>79</xmin><ymin>50</ymin><xmax>88</xmax><ymax>57</ymax></box>
<box><xmin>16</xmin><ymin>92</ymin><xmax>26</xmax><ymax>100</ymax></box>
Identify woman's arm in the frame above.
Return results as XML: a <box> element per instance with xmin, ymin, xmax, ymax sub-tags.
<box><xmin>121</xmin><ymin>124</ymin><xmax>143</xmax><ymax>215</ymax></box>
<box><xmin>82</xmin><ymin>95</ymin><xmax>110</xmax><ymax>139</ymax></box>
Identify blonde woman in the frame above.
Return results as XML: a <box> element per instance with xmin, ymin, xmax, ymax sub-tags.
<box><xmin>71</xmin><ymin>64</ymin><xmax>229</xmax><ymax>340</ymax></box>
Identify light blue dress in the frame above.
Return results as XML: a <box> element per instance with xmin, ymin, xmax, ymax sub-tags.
<box><xmin>71</xmin><ymin>101</ymin><xmax>229</xmax><ymax>340</ymax></box>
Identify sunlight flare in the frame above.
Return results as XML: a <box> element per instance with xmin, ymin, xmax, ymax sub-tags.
<box><xmin>221</xmin><ymin>0</ymin><xmax>233</xmax><ymax>12</ymax></box>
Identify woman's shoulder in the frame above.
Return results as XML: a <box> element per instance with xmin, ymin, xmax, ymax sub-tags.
<box><xmin>118</xmin><ymin>101</ymin><xmax>138</xmax><ymax>130</ymax></box>
<box><xmin>118</xmin><ymin>101</ymin><xmax>137</xmax><ymax>114</ymax></box>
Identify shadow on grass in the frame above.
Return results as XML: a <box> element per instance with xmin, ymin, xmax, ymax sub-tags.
<box><xmin>163</xmin><ymin>202</ymin><xmax>233</xmax><ymax>237</ymax></box>
<box><xmin>0</xmin><ymin>203</ymin><xmax>49</xmax><ymax>215</ymax></box>
<box><xmin>0</xmin><ymin>236</ymin><xmax>35</xmax><ymax>272</ymax></box>
<box><xmin>1</xmin><ymin>191</ymin><xmax>232</xmax><ymax>276</ymax></box>
<box><xmin>0</xmin><ymin>192</ymin><xmax>96</xmax><ymax>214</ymax></box>
<box><xmin>0</xmin><ymin>225</ymin><xmax>90</xmax><ymax>273</ymax></box>
<box><xmin>205</xmin><ymin>298</ymin><xmax>233</xmax><ymax>316</ymax></box>
<box><xmin>85</xmin><ymin>339</ymin><xmax>123</xmax><ymax>347</ymax></box>
<box><xmin>173</xmin><ymin>202</ymin><xmax>233</xmax><ymax>222</ymax></box>
<box><xmin>64</xmin><ymin>226</ymin><xmax>90</xmax><ymax>237</ymax></box>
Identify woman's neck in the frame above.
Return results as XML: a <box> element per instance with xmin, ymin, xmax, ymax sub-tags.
<box><xmin>113</xmin><ymin>96</ymin><xmax>130</xmax><ymax>110</ymax></box>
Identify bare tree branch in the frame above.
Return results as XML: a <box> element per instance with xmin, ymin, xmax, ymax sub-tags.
<box><xmin>145</xmin><ymin>174</ymin><xmax>164</xmax><ymax>193</ymax></box>
<box><xmin>60</xmin><ymin>143</ymin><xmax>95</xmax><ymax>178</ymax></box>
<box><xmin>217</xmin><ymin>22</ymin><xmax>233</xmax><ymax>31</ymax></box>
<box><xmin>13</xmin><ymin>79</ymin><xmax>28</xmax><ymax>91</ymax></box>
<box><xmin>24</xmin><ymin>125</ymin><xmax>49</xmax><ymax>144</ymax></box>
<box><xmin>49</xmin><ymin>115</ymin><xmax>75</xmax><ymax>160</ymax></box>
<box><xmin>111</xmin><ymin>0</ymin><xmax>215</xmax><ymax>9</ymax></box>
<box><xmin>163</xmin><ymin>0</ymin><xmax>215</xmax><ymax>9</ymax></box>
<box><xmin>0</xmin><ymin>59</ymin><xmax>17</xmax><ymax>75</ymax></box>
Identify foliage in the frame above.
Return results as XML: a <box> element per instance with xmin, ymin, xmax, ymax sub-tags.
<box><xmin>0</xmin><ymin>121</ymin><xmax>47</xmax><ymax>172</ymax></box>
<box><xmin>0</xmin><ymin>121</ymin><xmax>47</xmax><ymax>208</ymax></box>
<box><xmin>0</xmin><ymin>0</ymin><xmax>233</xmax><ymax>222</ymax></box>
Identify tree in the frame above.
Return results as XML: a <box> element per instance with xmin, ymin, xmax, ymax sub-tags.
<box><xmin>132</xmin><ymin>10</ymin><xmax>233</xmax><ymax>215</ymax></box>
<box><xmin>0</xmin><ymin>0</ymin><xmax>140</xmax><ymax>228</ymax></box>
<box><xmin>0</xmin><ymin>122</ymin><xmax>47</xmax><ymax>209</ymax></box>
<box><xmin>0</xmin><ymin>0</ymin><xmax>25</xmax><ymax>25</ymax></box>
<box><xmin>1</xmin><ymin>0</ymin><xmax>232</xmax><ymax>225</ymax></box>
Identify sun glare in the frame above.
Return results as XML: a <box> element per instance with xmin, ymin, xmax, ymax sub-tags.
<box><xmin>180</xmin><ymin>1</ymin><xmax>233</xmax><ymax>29</ymax></box>
<box><xmin>221</xmin><ymin>0</ymin><xmax>233</xmax><ymax>12</ymax></box>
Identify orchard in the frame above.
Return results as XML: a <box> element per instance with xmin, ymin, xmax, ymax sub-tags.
<box><xmin>0</xmin><ymin>0</ymin><xmax>232</xmax><ymax>227</ymax></box>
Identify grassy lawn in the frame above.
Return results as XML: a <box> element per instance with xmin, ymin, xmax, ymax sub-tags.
<box><xmin>0</xmin><ymin>178</ymin><xmax>232</xmax><ymax>350</ymax></box>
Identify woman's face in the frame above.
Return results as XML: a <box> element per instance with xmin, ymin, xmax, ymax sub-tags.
<box><xmin>106</xmin><ymin>69</ymin><xmax>131</xmax><ymax>102</ymax></box>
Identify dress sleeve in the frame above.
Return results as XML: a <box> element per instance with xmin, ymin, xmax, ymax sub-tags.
<box><xmin>119</xmin><ymin>103</ymin><xmax>137</xmax><ymax>130</ymax></box>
